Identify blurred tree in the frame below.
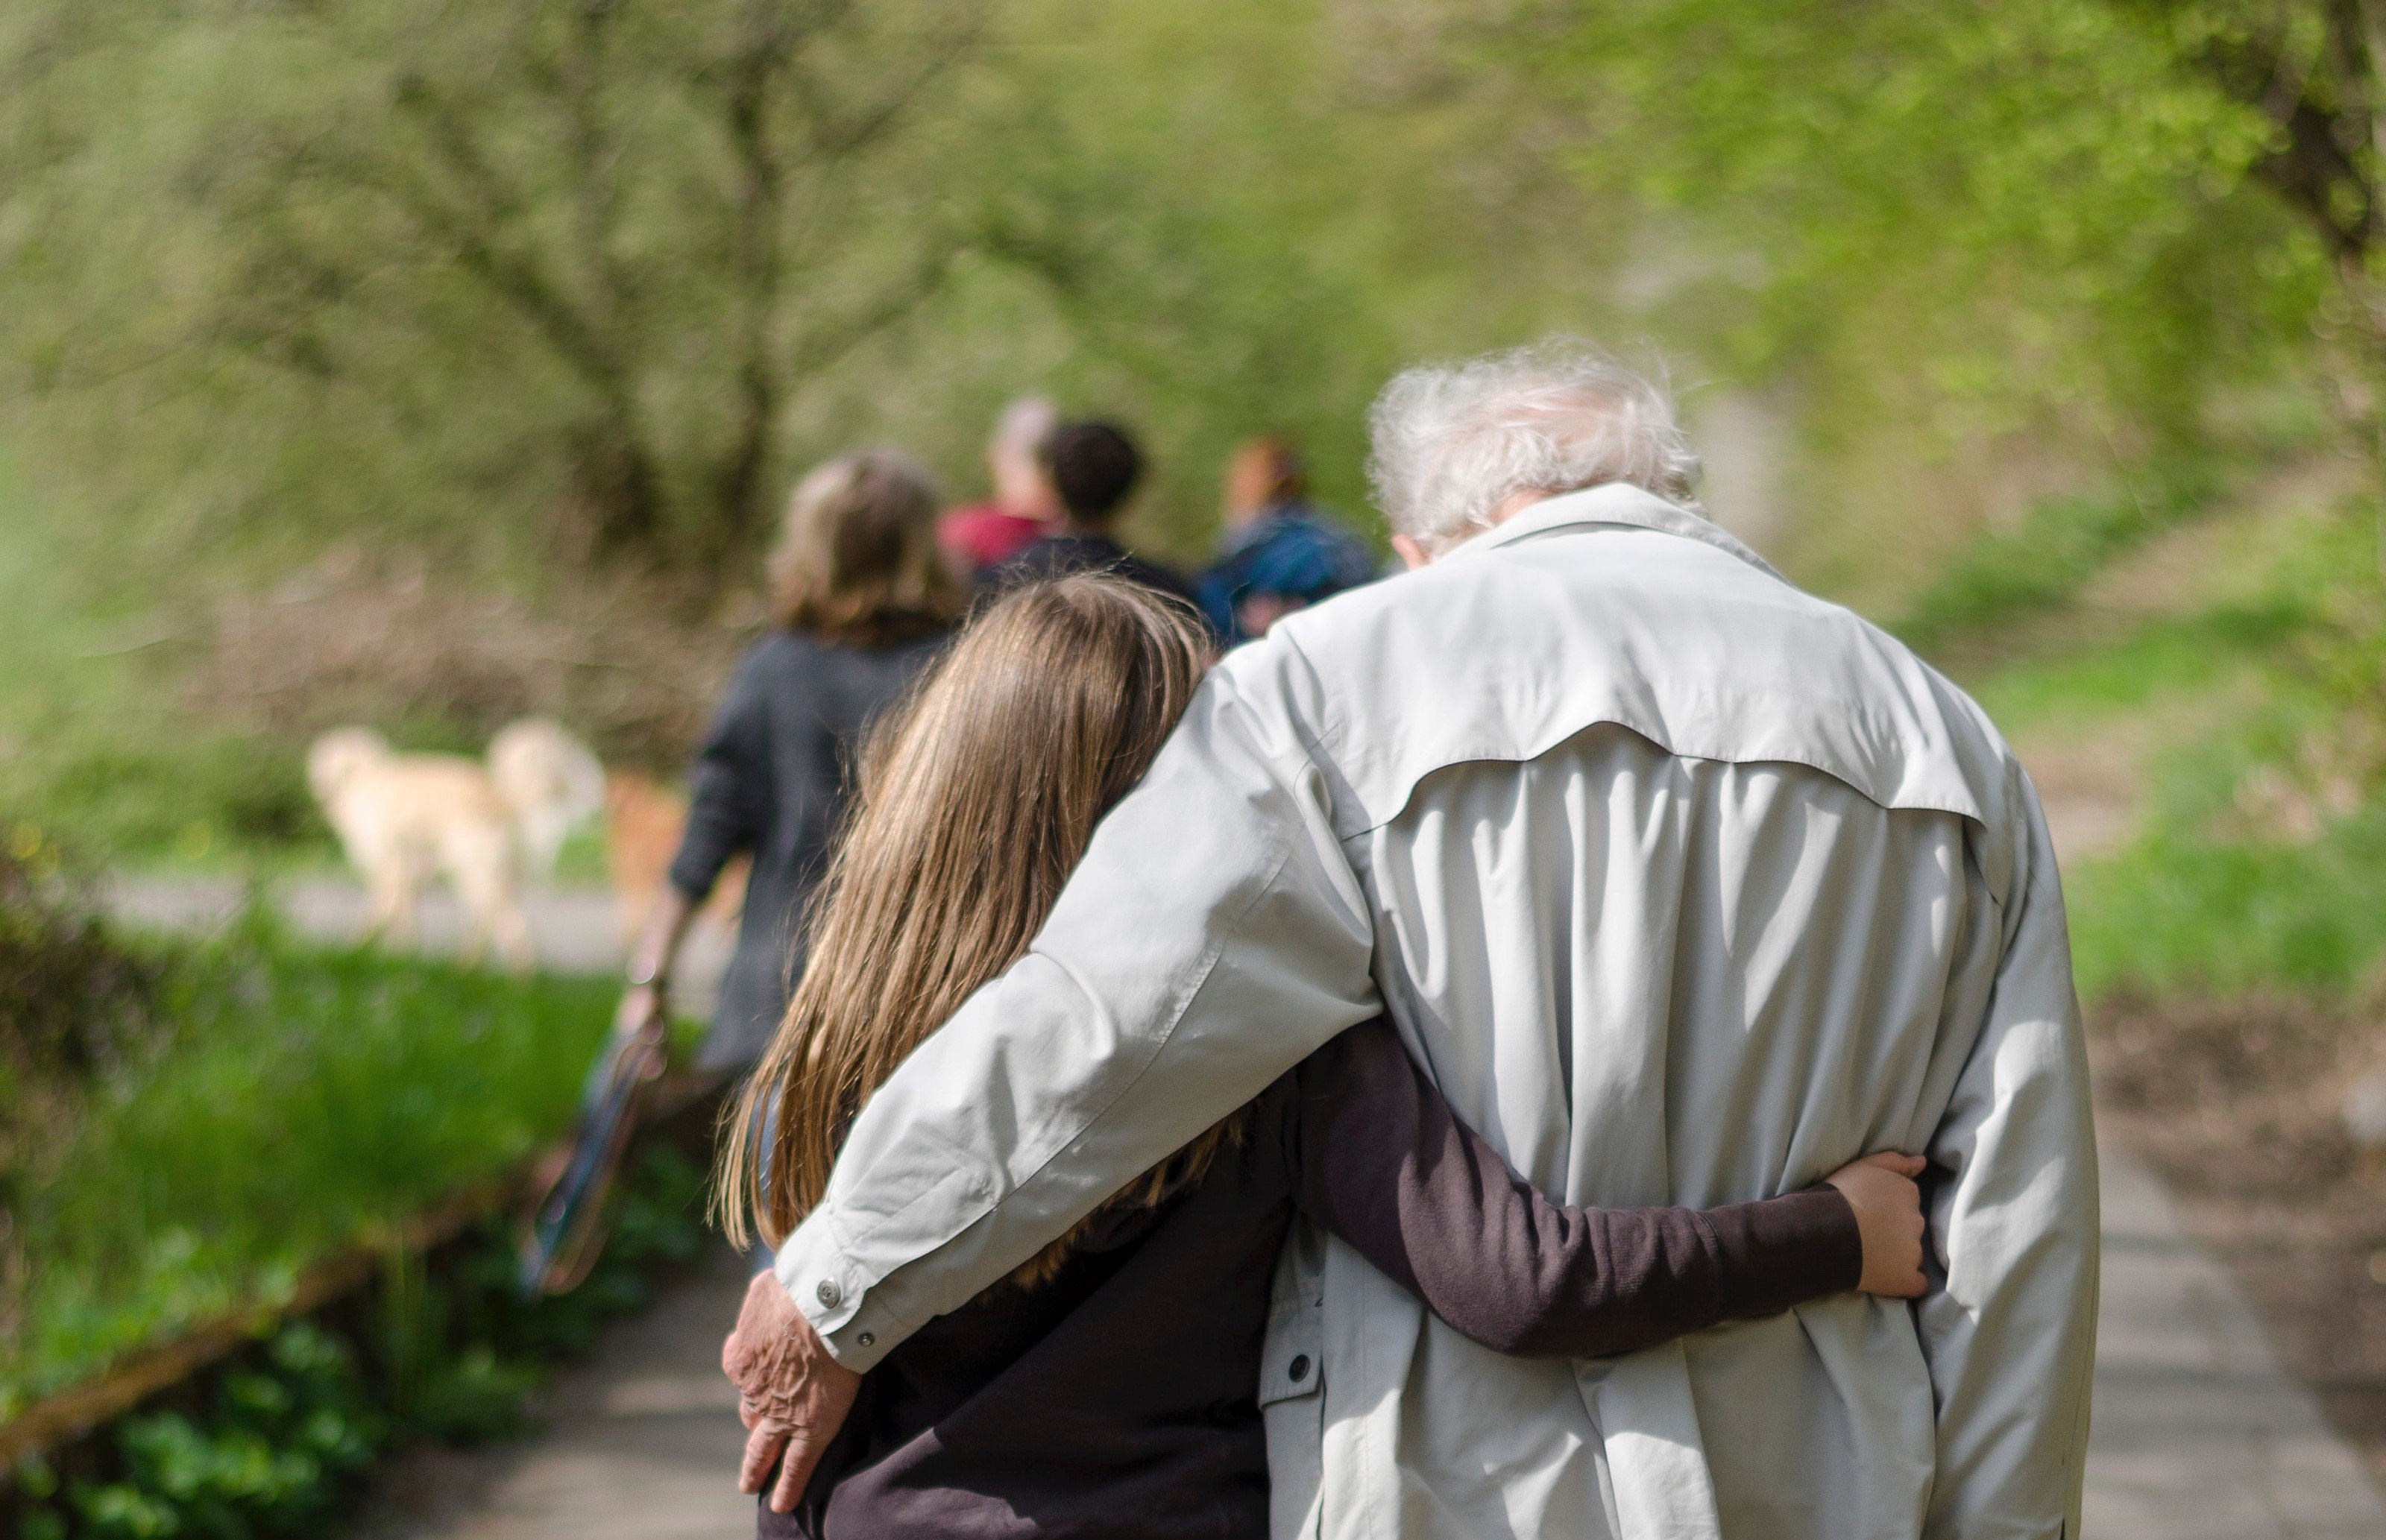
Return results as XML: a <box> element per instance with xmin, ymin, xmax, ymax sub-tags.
<box><xmin>0</xmin><ymin>0</ymin><xmax>1635</xmax><ymax>601</ymax></box>
<box><xmin>1535</xmin><ymin>0</ymin><xmax>2326</xmax><ymax>401</ymax></box>
<box><xmin>890</xmin><ymin>0</ymin><xmax>1632</xmax><ymax>557</ymax></box>
<box><xmin>0</xmin><ymin>0</ymin><xmax>984</xmax><ymax>581</ymax></box>
<box><xmin>1517</xmin><ymin>0</ymin><xmax>2343</xmax><ymax>599</ymax></box>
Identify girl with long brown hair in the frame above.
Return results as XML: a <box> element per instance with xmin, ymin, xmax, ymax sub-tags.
<box><xmin>722</xmin><ymin>572</ymin><xmax>1927</xmax><ymax>1540</ymax></box>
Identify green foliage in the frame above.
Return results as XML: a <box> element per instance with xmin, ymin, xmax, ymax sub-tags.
<box><xmin>10</xmin><ymin>1146</ymin><xmax>711</xmax><ymax>1539</ymax></box>
<box><xmin>4</xmin><ymin>917</ymin><xmax>616</xmax><ymax>1410</ymax></box>
<box><xmin>0</xmin><ymin>831</ymin><xmax>164</xmax><ymax>1086</ymax></box>
<box><xmin>1542</xmin><ymin>0</ymin><xmax>2318</xmax><ymax>426</ymax></box>
<box><xmin>1979</xmin><ymin>494</ymin><xmax>2386</xmax><ymax>1005</ymax></box>
<box><xmin>1527</xmin><ymin>0</ymin><xmax>2343</xmax><ymax>613</ymax></box>
<box><xmin>0</xmin><ymin>487</ymin><xmax>335</xmax><ymax>869</ymax></box>
<box><xmin>6</xmin><ymin>739</ymin><xmax>322</xmax><ymax>874</ymax></box>
<box><xmin>0</xmin><ymin>0</ymin><xmax>988</xmax><ymax>578</ymax></box>
<box><xmin>60</xmin><ymin>1323</ymin><xmax>383</xmax><ymax>1540</ymax></box>
<box><xmin>1965</xmin><ymin>605</ymin><xmax>2306</xmax><ymax>739</ymax></box>
<box><xmin>2067</xmin><ymin>641</ymin><xmax>2386</xmax><ymax>1006</ymax></box>
<box><xmin>2067</xmin><ymin>812</ymin><xmax>2386</xmax><ymax>1001</ymax></box>
<box><xmin>0</xmin><ymin>0</ymin><xmax>1637</xmax><ymax>596</ymax></box>
<box><xmin>1894</xmin><ymin>467</ymin><xmax>2222</xmax><ymax>651</ymax></box>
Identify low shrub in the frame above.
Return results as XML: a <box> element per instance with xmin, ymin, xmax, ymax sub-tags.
<box><xmin>0</xmin><ymin>827</ymin><xmax>166</xmax><ymax>1083</ymax></box>
<box><xmin>4</xmin><ymin>913</ymin><xmax>618</xmax><ymax>1413</ymax></box>
<box><xmin>1895</xmin><ymin>468</ymin><xmax>2218</xmax><ymax>656</ymax></box>
<box><xmin>10</xmin><ymin>1146</ymin><xmax>711</xmax><ymax>1540</ymax></box>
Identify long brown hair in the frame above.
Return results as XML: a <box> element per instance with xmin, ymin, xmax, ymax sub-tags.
<box><xmin>719</xmin><ymin>575</ymin><xmax>1229</xmax><ymax>1283</ymax></box>
<box><xmin>768</xmin><ymin>448</ymin><xmax>963</xmax><ymax>645</ymax></box>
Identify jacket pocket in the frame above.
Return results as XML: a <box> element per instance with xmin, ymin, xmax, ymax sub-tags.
<box><xmin>1261</xmin><ymin>1221</ymin><xmax>1328</xmax><ymax>1539</ymax></box>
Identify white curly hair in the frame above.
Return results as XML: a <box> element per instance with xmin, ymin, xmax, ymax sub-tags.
<box><xmin>1366</xmin><ymin>339</ymin><xmax>1701</xmax><ymax>552</ymax></box>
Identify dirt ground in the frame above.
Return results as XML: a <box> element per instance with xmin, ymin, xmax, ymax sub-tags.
<box><xmin>2091</xmin><ymin>992</ymin><xmax>2386</xmax><ymax>1482</ymax></box>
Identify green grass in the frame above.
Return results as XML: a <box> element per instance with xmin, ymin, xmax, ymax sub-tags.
<box><xmin>2067</xmin><ymin>813</ymin><xmax>2386</xmax><ymax>1003</ymax></box>
<box><xmin>2058</xmin><ymin>658</ymin><xmax>2386</xmax><ymax>1003</ymax></box>
<box><xmin>4</xmin><ymin>921</ymin><xmax>620</xmax><ymax>1413</ymax></box>
<box><xmin>1893</xmin><ymin>470</ymin><xmax>2217</xmax><ymax>656</ymax></box>
<box><xmin>1941</xmin><ymin>483</ymin><xmax>2386</xmax><ymax>1007</ymax></box>
<box><xmin>1962</xmin><ymin>602</ymin><xmax>2306</xmax><ymax>741</ymax></box>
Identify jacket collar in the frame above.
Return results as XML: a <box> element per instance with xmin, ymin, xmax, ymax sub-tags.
<box><xmin>1454</xmin><ymin>483</ymin><xmax>1784</xmax><ymax>581</ymax></box>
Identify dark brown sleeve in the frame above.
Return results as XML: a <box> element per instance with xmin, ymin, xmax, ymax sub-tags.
<box><xmin>1288</xmin><ymin>1019</ymin><xmax>1863</xmax><ymax>1359</ymax></box>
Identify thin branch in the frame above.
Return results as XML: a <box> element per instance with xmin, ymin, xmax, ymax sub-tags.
<box><xmin>306</xmin><ymin>130</ymin><xmax>628</xmax><ymax>399</ymax></box>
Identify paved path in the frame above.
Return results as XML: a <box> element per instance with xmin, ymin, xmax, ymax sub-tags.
<box><xmin>2083</xmin><ymin>1143</ymin><xmax>2385</xmax><ymax>1537</ymax></box>
<box><xmin>362</xmin><ymin>1246</ymin><xmax>757</xmax><ymax>1540</ymax></box>
<box><xmin>104</xmin><ymin>874</ymin><xmax>2386</xmax><ymax>1536</ymax></box>
<box><xmin>102</xmin><ymin>872</ymin><xmax>734</xmax><ymax>1016</ymax></box>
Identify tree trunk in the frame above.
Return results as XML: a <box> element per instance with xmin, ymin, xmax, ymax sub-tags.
<box><xmin>710</xmin><ymin>357</ymin><xmax>778</xmax><ymax>579</ymax></box>
<box><xmin>572</xmin><ymin>416</ymin><xmax>671</xmax><ymax>563</ymax></box>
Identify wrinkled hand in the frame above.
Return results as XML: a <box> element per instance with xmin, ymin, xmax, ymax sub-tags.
<box><xmin>721</xmin><ymin>1269</ymin><xmax>863</xmax><ymax>1513</ymax></box>
<box><xmin>1823</xmin><ymin>1151</ymin><xmax>1930</xmax><ymax>1298</ymax></box>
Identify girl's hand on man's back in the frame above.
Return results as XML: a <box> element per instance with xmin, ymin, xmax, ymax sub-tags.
<box><xmin>1823</xmin><ymin>1152</ymin><xmax>1930</xmax><ymax>1298</ymax></box>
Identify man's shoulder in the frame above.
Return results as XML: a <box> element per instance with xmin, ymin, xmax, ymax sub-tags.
<box><xmin>1231</xmin><ymin>523</ymin><xmax>2023</xmax><ymax>840</ymax></box>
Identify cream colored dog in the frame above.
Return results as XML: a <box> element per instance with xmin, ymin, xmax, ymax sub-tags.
<box><xmin>307</xmin><ymin>718</ymin><xmax>604</xmax><ymax>970</ymax></box>
<box><xmin>488</xmin><ymin>718</ymin><xmax>607</xmax><ymax>879</ymax></box>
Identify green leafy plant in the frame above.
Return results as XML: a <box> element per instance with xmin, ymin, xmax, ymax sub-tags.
<box><xmin>4</xmin><ymin>910</ymin><xmax>617</xmax><ymax>1410</ymax></box>
<box><xmin>1895</xmin><ymin>469</ymin><xmax>2223</xmax><ymax>652</ymax></box>
<box><xmin>10</xmin><ymin>1146</ymin><xmax>711</xmax><ymax>1539</ymax></box>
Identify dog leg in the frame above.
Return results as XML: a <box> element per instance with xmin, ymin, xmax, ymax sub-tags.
<box><xmin>448</xmin><ymin>824</ymin><xmax>535</xmax><ymax>972</ymax></box>
<box><xmin>490</xmin><ymin>900</ymin><xmax>536</xmax><ymax>973</ymax></box>
<box><xmin>365</xmin><ymin>859</ymin><xmax>420</xmax><ymax>952</ymax></box>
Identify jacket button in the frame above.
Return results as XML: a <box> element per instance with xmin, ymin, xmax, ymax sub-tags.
<box><xmin>1288</xmin><ymin>1354</ymin><xmax>1311</xmax><ymax>1383</ymax></box>
<box><xmin>816</xmin><ymin>1279</ymin><xmax>842</xmax><ymax>1307</ymax></box>
<box><xmin>856</xmin><ymin>1331</ymin><xmax>875</xmax><ymax>1348</ymax></box>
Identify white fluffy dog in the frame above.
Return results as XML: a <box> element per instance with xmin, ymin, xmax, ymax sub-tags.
<box><xmin>488</xmin><ymin>718</ymin><xmax>607</xmax><ymax>879</ymax></box>
<box><xmin>307</xmin><ymin>718</ymin><xmax>604</xmax><ymax>971</ymax></box>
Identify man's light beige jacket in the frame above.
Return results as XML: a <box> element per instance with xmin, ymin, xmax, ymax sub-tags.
<box><xmin>774</xmin><ymin>485</ymin><xmax>2099</xmax><ymax>1539</ymax></box>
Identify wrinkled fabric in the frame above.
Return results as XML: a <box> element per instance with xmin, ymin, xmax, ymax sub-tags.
<box><xmin>775</xmin><ymin>484</ymin><xmax>2098</xmax><ymax>1540</ymax></box>
<box><xmin>758</xmin><ymin>1020</ymin><xmax>1856</xmax><ymax>1540</ymax></box>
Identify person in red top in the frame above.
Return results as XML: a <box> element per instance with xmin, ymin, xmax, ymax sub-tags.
<box><xmin>937</xmin><ymin>396</ymin><xmax>1060</xmax><ymax>578</ymax></box>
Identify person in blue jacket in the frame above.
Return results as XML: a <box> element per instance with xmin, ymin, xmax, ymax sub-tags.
<box><xmin>1195</xmin><ymin>438</ymin><xmax>1377</xmax><ymax>644</ymax></box>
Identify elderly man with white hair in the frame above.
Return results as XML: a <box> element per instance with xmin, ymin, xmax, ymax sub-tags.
<box><xmin>725</xmin><ymin>340</ymin><xmax>2098</xmax><ymax>1539</ymax></box>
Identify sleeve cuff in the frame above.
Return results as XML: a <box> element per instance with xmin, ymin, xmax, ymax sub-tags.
<box><xmin>664</xmin><ymin>856</ymin><xmax>722</xmax><ymax>904</ymax></box>
<box><xmin>1701</xmin><ymin>1183</ymin><xmax>1865</xmax><ymax>1322</ymax></box>
<box><xmin>773</xmin><ymin>1214</ymin><xmax>907</xmax><ymax>1373</ymax></box>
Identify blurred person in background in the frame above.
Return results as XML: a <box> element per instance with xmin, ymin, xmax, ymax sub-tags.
<box><xmin>998</xmin><ymin>420</ymin><xmax>1199</xmax><ymax>609</ymax></box>
<box><xmin>617</xmin><ymin>449</ymin><xmax>959</xmax><ymax>1074</ymax></box>
<box><xmin>937</xmin><ymin>397</ymin><xmax>1061</xmax><ymax>581</ymax></box>
<box><xmin>1197</xmin><ymin>438</ymin><xmax>1377</xmax><ymax>644</ymax></box>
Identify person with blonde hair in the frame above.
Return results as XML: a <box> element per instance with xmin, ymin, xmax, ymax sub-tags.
<box><xmin>620</xmin><ymin>448</ymin><xmax>959</xmax><ymax>1073</ymax></box>
<box><xmin>717</xmin><ymin>572</ymin><xmax>1929</xmax><ymax>1536</ymax></box>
